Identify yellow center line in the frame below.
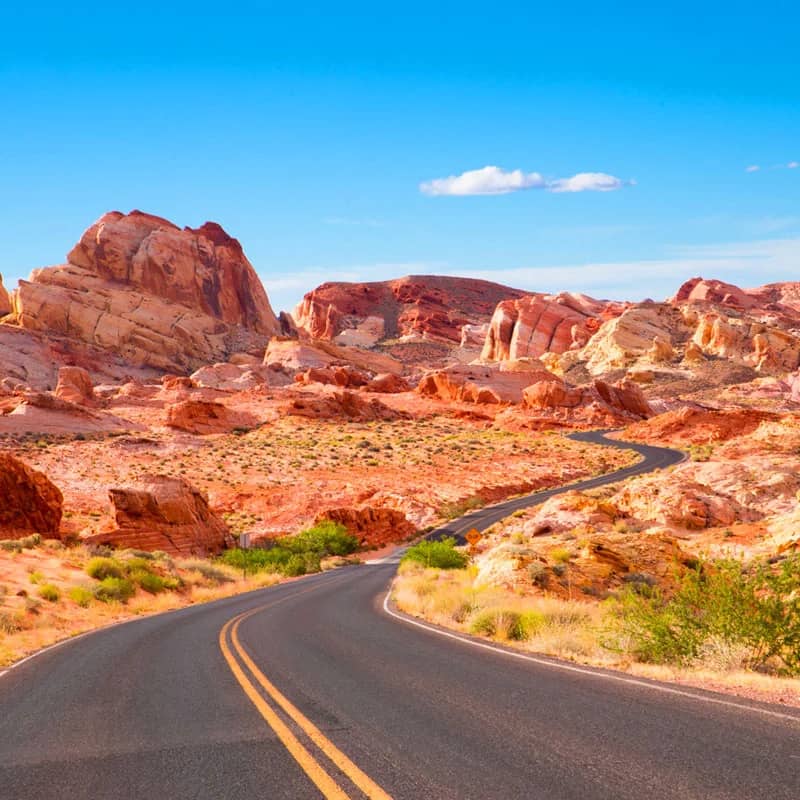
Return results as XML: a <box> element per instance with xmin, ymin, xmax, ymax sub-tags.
<box><xmin>219</xmin><ymin>580</ymin><xmax>393</xmax><ymax>800</ymax></box>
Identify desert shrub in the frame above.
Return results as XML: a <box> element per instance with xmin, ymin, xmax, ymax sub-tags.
<box><xmin>121</xmin><ymin>549</ymin><xmax>155</xmax><ymax>561</ymax></box>
<box><xmin>469</xmin><ymin>608</ymin><xmax>544</xmax><ymax>641</ymax></box>
<box><xmin>0</xmin><ymin>540</ymin><xmax>21</xmax><ymax>552</ymax></box>
<box><xmin>129</xmin><ymin>569</ymin><xmax>167</xmax><ymax>594</ymax></box>
<box><xmin>283</xmin><ymin>521</ymin><xmax>358</xmax><ymax>557</ymax></box>
<box><xmin>401</xmin><ymin>538</ymin><xmax>468</xmax><ymax>570</ymax></box>
<box><xmin>220</xmin><ymin>547</ymin><xmax>292</xmax><ymax>574</ymax></box>
<box><xmin>617</xmin><ymin>556</ymin><xmax>800</xmax><ymax>674</ymax></box>
<box><xmin>17</xmin><ymin>534</ymin><xmax>42</xmax><ymax>549</ymax></box>
<box><xmin>68</xmin><ymin>586</ymin><xmax>94</xmax><ymax>607</ymax></box>
<box><xmin>86</xmin><ymin>557</ymin><xmax>125</xmax><ymax>581</ymax></box>
<box><xmin>93</xmin><ymin>576</ymin><xmax>135</xmax><ymax>603</ymax></box>
<box><xmin>179</xmin><ymin>559</ymin><xmax>233</xmax><ymax>584</ymax></box>
<box><xmin>283</xmin><ymin>554</ymin><xmax>308</xmax><ymax>577</ymax></box>
<box><xmin>28</xmin><ymin>571</ymin><xmax>45</xmax><ymax>585</ymax></box>
<box><xmin>0</xmin><ymin>611</ymin><xmax>26</xmax><ymax>634</ymax></box>
<box><xmin>37</xmin><ymin>584</ymin><xmax>60</xmax><ymax>602</ymax></box>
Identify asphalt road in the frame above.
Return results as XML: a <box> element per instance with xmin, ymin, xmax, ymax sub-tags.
<box><xmin>1</xmin><ymin>432</ymin><xmax>798</xmax><ymax>800</ymax></box>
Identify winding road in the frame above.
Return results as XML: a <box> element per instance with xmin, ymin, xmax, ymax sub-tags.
<box><xmin>1</xmin><ymin>432</ymin><xmax>798</xmax><ymax>800</ymax></box>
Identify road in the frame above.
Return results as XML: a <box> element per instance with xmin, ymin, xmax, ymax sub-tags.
<box><xmin>1</xmin><ymin>432</ymin><xmax>798</xmax><ymax>799</ymax></box>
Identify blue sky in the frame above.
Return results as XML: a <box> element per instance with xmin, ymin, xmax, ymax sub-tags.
<box><xmin>1</xmin><ymin>1</ymin><xmax>798</xmax><ymax>313</ymax></box>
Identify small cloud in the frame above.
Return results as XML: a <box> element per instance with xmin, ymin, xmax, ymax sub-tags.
<box><xmin>547</xmin><ymin>172</ymin><xmax>631</xmax><ymax>193</ymax></box>
<box><xmin>788</xmin><ymin>161</ymin><xmax>799</xmax><ymax>169</ymax></box>
<box><xmin>420</xmin><ymin>166</ymin><xmax>546</xmax><ymax>196</ymax></box>
<box><xmin>745</xmin><ymin>165</ymin><xmax>761</xmax><ymax>173</ymax></box>
<box><xmin>420</xmin><ymin>165</ymin><xmax>630</xmax><ymax>196</ymax></box>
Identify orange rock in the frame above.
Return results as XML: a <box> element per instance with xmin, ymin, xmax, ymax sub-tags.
<box><xmin>0</xmin><ymin>275</ymin><xmax>11</xmax><ymax>316</ymax></box>
<box><xmin>165</xmin><ymin>399</ymin><xmax>257</xmax><ymax>434</ymax></box>
<box><xmin>417</xmin><ymin>364</ymin><xmax>555</xmax><ymax>404</ymax></box>
<box><xmin>316</xmin><ymin>506</ymin><xmax>416</xmax><ymax>548</ymax></box>
<box><xmin>482</xmin><ymin>293</ymin><xmax>623</xmax><ymax>361</ymax></box>
<box><xmin>85</xmin><ymin>475</ymin><xmax>232</xmax><ymax>555</ymax></box>
<box><xmin>364</xmin><ymin>373</ymin><xmax>410</xmax><ymax>393</ymax></box>
<box><xmin>0</xmin><ymin>454</ymin><xmax>63</xmax><ymax>539</ymax></box>
<box><xmin>13</xmin><ymin>210</ymin><xmax>280</xmax><ymax>372</ymax></box>
<box><xmin>295</xmin><ymin>365</ymin><xmax>370</xmax><ymax>388</ymax></box>
<box><xmin>54</xmin><ymin>366</ymin><xmax>95</xmax><ymax>405</ymax></box>
<box><xmin>285</xmin><ymin>389</ymin><xmax>403</xmax><ymax>421</ymax></box>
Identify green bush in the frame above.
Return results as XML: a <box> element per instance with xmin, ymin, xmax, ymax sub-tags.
<box><xmin>37</xmin><ymin>584</ymin><xmax>60</xmax><ymax>602</ymax></box>
<box><xmin>401</xmin><ymin>538</ymin><xmax>468</xmax><ymax>570</ymax></box>
<box><xmin>93</xmin><ymin>577</ymin><xmax>135</xmax><ymax>603</ymax></box>
<box><xmin>617</xmin><ymin>556</ymin><xmax>800</xmax><ymax>674</ymax></box>
<box><xmin>129</xmin><ymin>569</ymin><xmax>167</xmax><ymax>594</ymax></box>
<box><xmin>68</xmin><ymin>586</ymin><xmax>94</xmax><ymax>608</ymax></box>
<box><xmin>283</xmin><ymin>521</ymin><xmax>358</xmax><ymax>557</ymax></box>
<box><xmin>469</xmin><ymin>608</ymin><xmax>544</xmax><ymax>641</ymax></box>
<box><xmin>86</xmin><ymin>557</ymin><xmax>125</xmax><ymax>581</ymax></box>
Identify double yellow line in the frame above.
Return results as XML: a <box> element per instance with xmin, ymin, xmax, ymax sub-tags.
<box><xmin>219</xmin><ymin>585</ymin><xmax>393</xmax><ymax>800</ymax></box>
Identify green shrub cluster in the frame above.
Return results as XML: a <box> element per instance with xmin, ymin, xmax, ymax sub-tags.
<box><xmin>219</xmin><ymin>521</ymin><xmax>358</xmax><ymax>578</ymax></box>
<box><xmin>469</xmin><ymin>608</ymin><xmax>545</xmax><ymax>641</ymax></box>
<box><xmin>617</xmin><ymin>555</ymin><xmax>800</xmax><ymax>674</ymax></box>
<box><xmin>401</xmin><ymin>537</ymin><xmax>469</xmax><ymax>570</ymax></box>
<box><xmin>85</xmin><ymin>555</ymin><xmax>181</xmax><ymax>602</ymax></box>
<box><xmin>0</xmin><ymin>534</ymin><xmax>41</xmax><ymax>552</ymax></box>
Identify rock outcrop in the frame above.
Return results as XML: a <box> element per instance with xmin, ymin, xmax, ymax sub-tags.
<box><xmin>12</xmin><ymin>211</ymin><xmax>280</xmax><ymax>373</ymax></box>
<box><xmin>294</xmin><ymin>275</ymin><xmax>525</xmax><ymax>344</ymax></box>
<box><xmin>523</xmin><ymin>376</ymin><xmax>652</xmax><ymax>420</ymax></box>
<box><xmin>264</xmin><ymin>337</ymin><xmax>402</xmax><ymax>376</ymax></box>
<box><xmin>481</xmin><ymin>293</ymin><xmax>624</xmax><ymax>362</ymax></box>
<box><xmin>285</xmin><ymin>388</ymin><xmax>403</xmax><ymax>421</ymax></box>
<box><xmin>165</xmin><ymin>399</ymin><xmax>258</xmax><ymax>435</ymax></box>
<box><xmin>417</xmin><ymin>363</ymin><xmax>557</xmax><ymax>405</ymax></box>
<box><xmin>54</xmin><ymin>366</ymin><xmax>95</xmax><ymax>405</ymax></box>
<box><xmin>0</xmin><ymin>454</ymin><xmax>63</xmax><ymax>538</ymax></box>
<box><xmin>316</xmin><ymin>506</ymin><xmax>416</xmax><ymax>548</ymax></box>
<box><xmin>0</xmin><ymin>275</ymin><xmax>11</xmax><ymax>316</ymax></box>
<box><xmin>86</xmin><ymin>475</ymin><xmax>232</xmax><ymax>555</ymax></box>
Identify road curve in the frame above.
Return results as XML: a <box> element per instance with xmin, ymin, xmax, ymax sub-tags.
<box><xmin>1</xmin><ymin>432</ymin><xmax>798</xmax><ymax>800</ymax></box>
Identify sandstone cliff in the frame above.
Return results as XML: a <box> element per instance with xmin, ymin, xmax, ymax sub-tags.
<box><xmin>12</xmin><ymin>211</ymin><xmax>280</xmax><ymax>373</ymax></box>
<box><xmin>293</xmin><ymin>275</ymin><xmax>525</xmax><ymax>345</ymax></box>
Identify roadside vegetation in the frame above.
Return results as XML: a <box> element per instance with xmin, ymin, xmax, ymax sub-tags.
<box><xmin>396</xmin><ymin>541</ymin><xmax>800</xmax><ymax>693</ymax></box>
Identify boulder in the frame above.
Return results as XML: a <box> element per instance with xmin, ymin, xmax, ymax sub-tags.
<box><xmin>54</xmin><ymin>366</ymin><xmax>95</xmax><ymax>404</ymax></box>
<box><xmin>264</xmin><ymin>337</ymin><xmax>402</xmax><ymax>376</ymax></box>
<box><xmin>190</xmin><ymin>362</ymin><xmax>271</xmax><ymax>391</ymax></box>
<box><xmin>165</xmin><ymin>399</ymin><xmax>258</xmax><ymax>435</ymax></box>
<box><xmin>85</xmin><ymin>475</ymin><xmax>232</xmax><ymax>555</ymax></box>
<box><xmin>0</xmin><ymin>454</ymin><xmax>63</xmax><ymax>538</ymax></box>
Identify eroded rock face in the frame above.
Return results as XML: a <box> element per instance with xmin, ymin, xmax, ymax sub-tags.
<box><xmin>294</xmin><ymin>275</ymin><xmax>525</xmax><ymax>344</ymax></box>
<box><xmin>54</xmin><ymin>366</ymin><xmax>94</xmax><ymax>405</ymax></box>
<box><xmin>316</xmin><ymin>506</ymin><xmax>416</xmax><ymax>548</ymax></box>
<box><xmin>264</xmin><ymin>338</ymin><xmax>402</xmax><ymax>376</ymax></box>
<box><xmin>0</xmin><ymin>275</ymin><xmax>11</xmax><ymax>316</ymax></box>
<box><xmin>417</xmin><ymin>363</ymin><xmax>557</xmax><ymax>405</ymax></box>
<box><xmin>165</xmin><ymin>399</ymin><xmax>258</xmax><ymax>435</ymax></box>
<box><xmin>0</xmin><ymin>454</ymin><xmax>63</xmax><ymax>539</ymax></box>
<box><xmin>86</xmin><ymin>475</ymin><xmax>232</xmax><ymax>555</ymax></box>
<box><xmin>285</xmin><ymin>388</ymin><xmax>403</xmax><ymax>421</ymax></box>
<box><xmin>12</xmin><ymin>211</ymin><xmax>280</xmax><ymax>373</ymax></box>
<box><xmin>522</xmin><ymin>376</ymin><xmax>652</xmax><ymax>420</ymax></box>
<box><xmin>481</xmin><ymin>293</ymin><xmax>624</xmax><ymax>362</ymax></box>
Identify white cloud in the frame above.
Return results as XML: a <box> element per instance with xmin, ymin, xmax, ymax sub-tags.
<box><xmin>420</xmin><ymin>166</ymin><xmax>546</xmax><ymax>196</ymax></box>
<box><xmin>419</xmin><ymin>166</ymin><xmax>630</xmax><ymax>196</ymax></box>
<box><xmin>788</xmin><ymin>161</ymin><xmax>799</xmax><ymax>169</ymax></box>
<box><xmin>745</xmin><ymin>164</ymin><xmax>761</xmax><ymax>172</ymax></box>
<box><xmin>547</xmin><ymin>172</ymin><xmax>630</xmax><ymax>193</ymax></box>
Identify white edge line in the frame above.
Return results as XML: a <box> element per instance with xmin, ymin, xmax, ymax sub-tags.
<box><xmin>382</xmin><ymin>588</ymin><xmax>800</xmax><ymax>724</ymax></box>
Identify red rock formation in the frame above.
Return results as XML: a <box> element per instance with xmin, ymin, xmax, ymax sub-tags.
<box><xmin>12</xmin><ymin>211</ymin><xmax>280</xmax><ymax>372</ymax></box>
<box><xmin>285</xmin><ymin>389</ymin><xmax>403</xmax><ymax>421</ymax></box>
<box><xmin>54</xmin><ymin>366</ymin><xmax>95</xmax><ymax>405</ymax></box>
<box><xmin>0</xmin><ymin>454</ymin><xmax>63</xmax><ymax>538</ymax></box>
<box><xmin>670</xmin><ymin>277</ymin><xmax>755</xmax><ymax>309</ymax></box>
<box><xmin>417</xmin><ymin>364</ymin><xmax>557</xmax><ymax>405</ymax></box>
<box><xmin>165</xmin><ymin>399</ymin><xmax>257</xmax><ymax>434</ymax></box>
<box><xmin>0</xmin><ymin>275</ymin><xmax>11</xmax><ymax>316</ymax></box>
<box><xmin>86</xmin><ymin>475</ymin><xmax>232</xmax><ymax>555</ymax></box>
<box><xmin>364</xmin><ymin>373</ymin><xmax>410</xmax><ymax>393</ymax></box>
<box><xmin>316</xmin><ymin>506</ymin><xmax>416</xmax><ymax>548</ymax></box>
<box><xmin>523</xmin><ymin>376</ymin><xmax>652</xmax><ymax>420</ymax></box>
<box><xmin>294</xmin><ymin>275</ymin><xmax>525</xmax><ymax>344</ymax></box>
<box><xmin>294</xmin><ymin>366</ymin><xmax>370</xmax><ymax>388</ymax></box>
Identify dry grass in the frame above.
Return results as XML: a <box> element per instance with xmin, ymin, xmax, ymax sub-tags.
<box><xmin>0</xmin><ymin>543</ymin><xmax>285</xmax><ymax>667</ymax></box>
<box><xmin>392</xmin><ymin>562</ymin><xmax>800</xmax><ymax>706</ymax></box>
